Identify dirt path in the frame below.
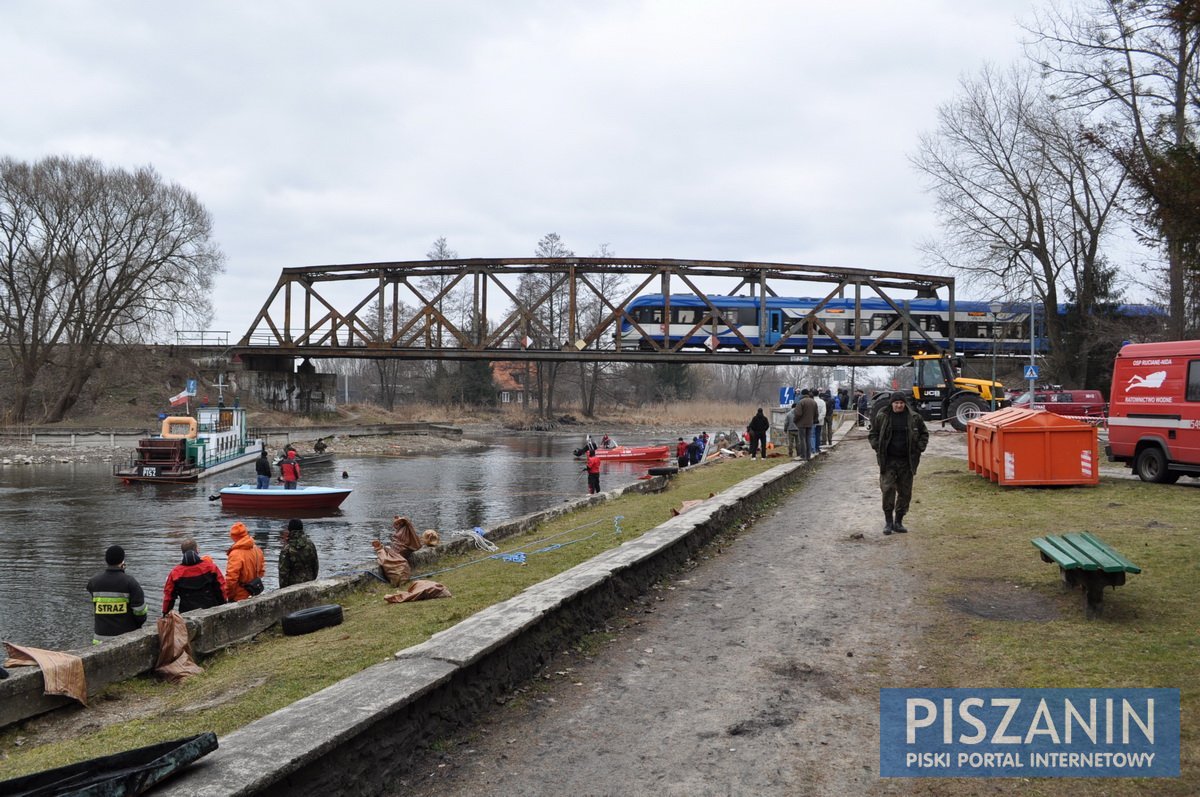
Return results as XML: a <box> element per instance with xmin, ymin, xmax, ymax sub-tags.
<box><xmin>397</xmin><ymin>428</ymin><xmax>937</xmax><ymax>797</ymax></box>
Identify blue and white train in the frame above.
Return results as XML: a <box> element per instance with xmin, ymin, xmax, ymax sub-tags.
<box><xmin>615</xmin><ymin>294</ymin><xmax>1159</xmax><ymax>354</ymax></box>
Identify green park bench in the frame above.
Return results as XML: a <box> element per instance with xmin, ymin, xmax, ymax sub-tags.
<box><xmin>1031</xmin><ymin>532</ymin><xmax>1141</xmax><ymax>618</ymax></box>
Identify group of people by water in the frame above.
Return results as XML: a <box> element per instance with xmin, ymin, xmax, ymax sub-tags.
<box><xmin>85</xmin><ymin>518</ymin><xmax>320</xmax><ymax>645</ymax></box>
<box><xmin>745</xmin><ymin>388</ymin><xmax>841</xmax><ymax>461</ymax></box>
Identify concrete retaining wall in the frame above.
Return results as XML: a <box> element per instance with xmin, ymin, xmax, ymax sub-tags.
<box><xmin>162</xmin><ymin>452</ymin><xmax>821</xmax><ymax>796</ymax></box>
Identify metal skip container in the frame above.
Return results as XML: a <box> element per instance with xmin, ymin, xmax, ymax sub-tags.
<box><xmin>967</xmin><ymin>407</ymin><xmax>1100</xmax><ymax>486</ymax></box>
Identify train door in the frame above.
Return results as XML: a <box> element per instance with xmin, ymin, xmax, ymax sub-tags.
<box><xmin>763</xmin><ymin>309</ymin><xmax>783</xmax><ymax>345</ymax></box>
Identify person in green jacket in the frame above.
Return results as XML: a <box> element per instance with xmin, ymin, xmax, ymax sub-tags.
<box><xmin>868</xmin><ymin>391</ymin><xmax>929</xmax><ymax>535</ymax></box>
<box><xmin>279</xmin><ymin>518</ymin><xmax>319</xmax><ymax>587</ymax></box>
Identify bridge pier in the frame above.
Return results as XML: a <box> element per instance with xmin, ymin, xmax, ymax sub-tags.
<box><xmin>239</xmin><ymin>354</ymin><xmax>337</xmax><ymax>414</ymax></box>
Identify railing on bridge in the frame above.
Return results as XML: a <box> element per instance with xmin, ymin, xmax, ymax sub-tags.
<box><xmin>176</xmin><ymin>330</ymin><xmax>231</xmax><ymax>347</ymax></box>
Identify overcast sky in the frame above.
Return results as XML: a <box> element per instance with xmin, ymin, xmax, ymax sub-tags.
<box><xmin>1</xmin><ymin>1</ymin><xmax>1047</xmax><ymax>336</ymax></box>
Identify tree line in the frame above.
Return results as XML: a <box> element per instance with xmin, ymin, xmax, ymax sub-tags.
<box><xmin>913</xmin><ymin>0</ymin><xmax>1200</xmax><ymax>388</ymax></box>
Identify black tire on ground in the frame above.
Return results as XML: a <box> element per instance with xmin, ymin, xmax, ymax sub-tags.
<box><xmin>281</xmin><ymin>604</ymin><xmax>344</xmax><ymax>636</ymax></box>
<box><xmin>947</xmin><ymin>394</ymin><xmax>989</xmax><ymax>432</ymax></box>
<box><xmin>1134</xmin><ymin>446</ymin><xmax>1180</xmax><ymax>484</ymax></box>
<box><xmin>646</xmin><ymin>466</ymin><xmax>679</xmax><ymax>477</ymax></box>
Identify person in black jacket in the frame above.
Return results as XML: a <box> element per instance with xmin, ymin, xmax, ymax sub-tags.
<box><xmin>162</xmin><ymin>539</ymin><xmax>227</xmax><ymax>614</ymax></box>
<box><xmin>255</xmin><ymin>448</ymin><xmax>272</xmax><ymax>489</ymax></box>
<box><xmin>746</xmin><ymin>408</ymin><xmax>771</xmax><ymax>460</ymax></box>
<box><xmin>86</xmin><ymin>545</ymin><xmax>148</xmax><ymax>644</ymax></box>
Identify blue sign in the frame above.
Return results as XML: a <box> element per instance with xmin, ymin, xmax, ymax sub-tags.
<box><xmin>779</xmin><ymin>386</ymin><xmax>795</xmax><ymax>406</ymax></box>
<box><xmin>880</xmin><ymin>688</ymin><xmax>1180</xmax><ymax>778</ymax></box>
<box><xmin>1023</xmin><ymin>365</ymin><xmax>1040</xmax><ymax>380</ymax></box>
<box><xmin>186</xmin><ymin>378</ymin><xmax>198</xmax><ymax>396</ymax></box>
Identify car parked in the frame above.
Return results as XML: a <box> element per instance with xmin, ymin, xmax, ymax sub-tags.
<box><xmin>1010</xmin><ymin>388</ymin><xmax>1107</xmax><ymax>418</ymax></box>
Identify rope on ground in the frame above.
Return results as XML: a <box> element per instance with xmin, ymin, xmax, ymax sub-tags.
<box><xmin>439</xmin><ymin>526</ymin><xmax>500</xmax><ymax>552</ymax></box>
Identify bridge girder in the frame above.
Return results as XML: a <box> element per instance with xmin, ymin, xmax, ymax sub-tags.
<box><xmin>233</xmin><ymin>257</ymin><xmax>957</xmax><ymax>366</ymax></box>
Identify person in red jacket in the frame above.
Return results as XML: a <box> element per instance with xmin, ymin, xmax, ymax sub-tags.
<box><xmin>676</xmin><ymin>437</ymin><xmax>689</xmax><ymax>468</ymax></box>
<box><xmin>162</xmin><ymin>538</ymin><xmax>226</xmax><ymax>614</ymax></box>
<box><xmin>225</xmin><ymin>522</ymin><xmax>266</xmax><ymax>601</ymax></box>
<box><xmin>280</xmin><ymin>449</ymin><xmax>301</xmax><ymax>490</ymax></box>
<box><xmin>585</xmin><ymin>450</ymin><xmax>602</xmax><ymax>494</ymax></box>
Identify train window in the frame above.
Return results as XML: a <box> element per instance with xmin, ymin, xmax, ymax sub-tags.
<box><xmin>737</xmin><ymin>307</ymin><xmax>757</xmax><ymax>326</ymax></box>
<box><xmin>873</xmin><ymin>314</ymin><xmax>896</xmax><ymax>331</ymax></box>
<box><xmin>633</xmin><ymin>307</ymin><xmax>663</xmax><ymax>324</ymax></box>
<box><xmin>673</xmin><ymin>307</ymin><xmax>698</xmax><ymax>326</ymax></box>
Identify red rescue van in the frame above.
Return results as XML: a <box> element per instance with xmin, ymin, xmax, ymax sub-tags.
<box><xmin>1106</xmin><ymin>340</ymin><xmax>1200</xmax><ymax>482</ymax></box>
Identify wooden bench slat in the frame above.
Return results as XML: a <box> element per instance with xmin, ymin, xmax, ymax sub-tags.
<box><xmin>1077</xmin><ymin>531</ymin><xmax>1142</xmax><ymax>574</ymax></box>
<box><xmin>1062</xmin><ymin>533</ymin><xmax>1134</xmax><ymax>574</ymax></box>
<box><xmin>1030</xmin><ymin>533</ymin><xmax>1140</xmax><ymax>575</ymax></box>
<box><xmin>1031</xmin><ymin>536</ymin><xmax>1094</xmax><ymax>570</ymax></box>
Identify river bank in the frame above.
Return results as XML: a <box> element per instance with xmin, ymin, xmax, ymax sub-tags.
<box><xmin>0</xmin><ymin>429</ymin><xmax>489</xmax><ymax>466</ymax></box>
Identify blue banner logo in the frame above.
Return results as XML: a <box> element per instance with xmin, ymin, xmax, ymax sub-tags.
<box><xmin>880</xmin><ymin>688</ymin><xmax>1179</xmax><ymax>778</ymax></box>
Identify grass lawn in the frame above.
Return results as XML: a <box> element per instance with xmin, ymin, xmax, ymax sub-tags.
<box><xmin>907</xmin><ymin>457</ymin><xmax>1199</xmax><ymax>795</ymax></box>
<box><xmin>0</xmin><ymin>455</ymin><xmax>787</xmax><ymax>779</ymax></box>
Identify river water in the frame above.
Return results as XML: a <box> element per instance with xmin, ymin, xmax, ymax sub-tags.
<box><xmin>0</xmin><ymin>433</ymin><xmax>658</xmax><ymax>651</ymax></box>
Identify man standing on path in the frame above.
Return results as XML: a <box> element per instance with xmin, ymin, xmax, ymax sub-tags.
<box><xmin>783</xmin><ymin>402</ymin><xmax>799</xmax><ymax>458</ymax></box>
<box><xmin>746</xmin><ymin>408</ymin><xmax>770</xmax><ymax>460</ymax></box>
<box><xmin>822</xmin><ymin>390</ymin><xmax>835</xmax><ymax>445</ymax></box>
<box><xmin>87</xmin><ymin>545</ymin><xmax>148</xmax><ymax>644</ymax></box>
<box><xmin>811</xmin><ymin>387</ymin><xmax>826</xmax><ymax>455</ymax></box>
<box><xmin>868</xmin><ymin>391</ymin><xmax>929</xmax><ymax>535</ymax></box>
<box><xmin>795</xmin><ymin>389</ymin><xmax>818</xmax><ymax>461</ymax></box>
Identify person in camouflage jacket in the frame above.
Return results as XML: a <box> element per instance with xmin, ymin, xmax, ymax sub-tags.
<box><xmin>278</xmin><ymin>518</ymin><xmax>319</xmax><ymax>587</ymax></box>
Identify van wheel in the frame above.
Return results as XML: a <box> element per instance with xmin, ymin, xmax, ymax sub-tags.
<box><xmin>948</xmin><ymin>395</ymin><xmax>988</xmax><ymax>432</ymax></box>
<box><xmin>1134</xmin><ymin>447</ymin><xmax>1180</xmax><ymax>484</ymax></box>
<box><xmin>281</xmin><ymin>604</ymin><xmax>343</xmax><ymax>636</ymax></box>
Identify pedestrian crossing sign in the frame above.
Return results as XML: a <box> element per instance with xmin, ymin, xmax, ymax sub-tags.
<box><xmin>1023</xmin><ymin>365</ymin><xmax>1039</xmax><ymax>380</ymax></box>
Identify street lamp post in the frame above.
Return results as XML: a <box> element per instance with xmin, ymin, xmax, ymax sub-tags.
<box><xmin>1028</xmin><ymin>269</ymin><xmax>1037</xmax><ymax>408</ymax></box>
<box><xmin>988</xmin><ymin>302</ymin><xmax>1003</xmax><ymax>411</ymax></box>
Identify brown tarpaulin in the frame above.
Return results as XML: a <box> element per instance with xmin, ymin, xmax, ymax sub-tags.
<box><xmin>154</xmin><ymin>612</ymin><xmax>203</xmax><ymax>683</ymax></box>
<box><xmin>384</xmin><ymin>580</ymin><xmax>453</xmax><ymax>603</ymax></box>
<box><xmin>3</xmin><ymin>642</ymin><xmax>88</xmax><ymax>706</ymax></box>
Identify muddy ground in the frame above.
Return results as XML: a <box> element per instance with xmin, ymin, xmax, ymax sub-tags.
<box><xmin>393</xmin><ymin>427</ymin><xmax>972</xmax><ymax>797</ymax></box>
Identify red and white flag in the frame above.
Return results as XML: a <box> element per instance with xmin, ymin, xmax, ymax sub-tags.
<box><xmin>169</xmin><ymin>390</ymin><xmax>189</xmax><ymax>406</ymax></box>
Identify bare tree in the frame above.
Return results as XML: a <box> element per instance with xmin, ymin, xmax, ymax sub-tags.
<box><xmin>576</xmin><ymin>243</ymin><xmax>629</xmax><ymax>417</ymax></box>
<box><xmin>1027</xmin><ymin>0</ymin><xmax>1200</xmax><ymax>336</ymax></box>
<box><xmin>515</xmin><ymin>233</ymin><xmax>573</xmax><ymax>416</ymax></box>
<box><xmin>911</xmin><ymin>63</ymin><xmax>1125</xmax><ymax>383</ymax></box>
<box><xmin>0</xmin><ymin>156</ymin><xmax>223</xmax><ymax>422</ymax></box>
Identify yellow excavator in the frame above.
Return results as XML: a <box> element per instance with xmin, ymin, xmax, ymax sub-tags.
<box><xmin>875</xmin><ymin>352</ymin><xmax>1008</xmax><ymax>431</ymax></box>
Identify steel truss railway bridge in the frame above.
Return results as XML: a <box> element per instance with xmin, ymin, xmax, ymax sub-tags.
<box><xmin>230</xmin><ymin>257</ymin><xmax>964</xmax><ymax>371</ymax></box>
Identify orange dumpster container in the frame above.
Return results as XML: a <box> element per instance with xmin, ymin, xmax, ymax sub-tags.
<box><xmin>966</xmin><ymin>408</ymin><xmax>1099</xmax><ymax>486</ymax></box>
